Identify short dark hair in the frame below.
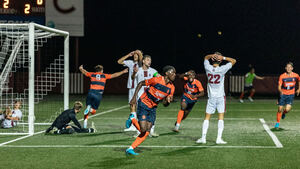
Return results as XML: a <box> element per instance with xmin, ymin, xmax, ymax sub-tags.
<box><xmin>94</xmin><ymin>65</ymin><xmax>103</xmax><ymax>72</ymax></box>
<box><xmin>162</xmin><ymin>65</ymin><xmax>175</xmax><ymax>75</ymax></box>
<box><xmin>143</xmin><ymin>55</ymin><xmax>151</xmax><ymax>60</ymax></box>
<box><xmin>214</xmin><ymin>51</ymin><xmax>222</xmax><ymax>55</ymax></box>
<box><xmin>73</xmin><ymin>101</ymin><xmax>83</xmax><ymax>110</ymax></box>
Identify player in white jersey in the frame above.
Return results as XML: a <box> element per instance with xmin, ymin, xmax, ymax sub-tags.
<box><xmin>1</xmin><ymin>101</ymin><xmax>23</xmax><ymax>128</ymax></box>
<box><xmin>196</xmin><ymin>52</ymin><xmax>236</xmax><ymax>144</ymax></box>
<box><xmin>118</xmin><ymin>50</ymin><xmax>143</xmax><ymax>131</ymax></box>
<box><xmin>128</xmin><ymin>55</ymin><xmax>160</xmax><ymax>137</ymax></box>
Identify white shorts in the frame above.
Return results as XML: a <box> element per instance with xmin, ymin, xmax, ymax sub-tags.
<box><xmin>205</xmin><ymin>96</ymin><xmax>226</xmax><ymax>114</ymax></box>
<box><xmin>128</xmin><ymin>88</ymin><xmax>136</xmax><ymax>103</ymax></box>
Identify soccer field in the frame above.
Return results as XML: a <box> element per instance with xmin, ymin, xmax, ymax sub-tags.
<box><xmin>1</xmin><ymin>95</ymin><xmax>300</xmax><ymax>169</ymax></box>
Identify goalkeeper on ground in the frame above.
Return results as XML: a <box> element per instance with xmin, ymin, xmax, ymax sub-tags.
<box><xmin>45</xmin><ymin>101</ymin><xmax>95</xmax><ymax>134</ymax></box>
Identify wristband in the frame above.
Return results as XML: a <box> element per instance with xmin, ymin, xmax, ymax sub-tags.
<box><xmin>223</xmin><ymin>57</ymin><xmax>226</xmax><ymax>60</ymax></box>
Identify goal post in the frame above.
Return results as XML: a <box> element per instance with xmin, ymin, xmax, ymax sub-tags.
<box><xmin>0</xmin><ymin>23</ymin><xmax>69</xmax><ymax>135</ymax></box>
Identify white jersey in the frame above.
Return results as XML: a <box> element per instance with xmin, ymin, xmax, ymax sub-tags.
<box><xmin>204</xmin><ymin>60</ymin><xmax>232</xmax><ymax>98</ymax></box>
<box><xmin>123</xmin><ymin>60</ymin><xmax>139</xmax><ymax>89</ymax></box>
<box><xmin>135</xmin><ymin>67</ymin><xmax>157</xmax><ymax>98</ymax></box>
<box><xmin>1</xmin><ymin>109</ymin><xmax>22</xmax><ymax>128</ymax></box>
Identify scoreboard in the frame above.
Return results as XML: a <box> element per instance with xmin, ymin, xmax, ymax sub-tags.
<box><xmin>0</xmin><ymin>0</ymin><xmax>45</xmax><ymax>24</ymax></box>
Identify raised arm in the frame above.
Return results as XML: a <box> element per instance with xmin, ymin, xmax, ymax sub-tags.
<box><xmin>110</xmin><ymin>68</ymin><xmax>128</xmax><ymax>79</ymax></box>
<box><xmin>79</xmin><ymin>65</ymin><xmax>88</xmax><ymax>75</ymax></box>
<box><xmin>117</xmin><ymin>51</ymin><xmax>135</xmax><ymax>65</ymax></box>
<box><xmin>135</xmin><ymin>50</ymin><xmax>143</xmax><ymax>66</ymax></box>
<box><xmin>214</xmin><ymin>54</ymin><xmax>237</xmax><ymax>66</ymax></box>
<box><xmin>204</xmin><ymin>54</ymin><xmax>216</xmax><ymax>60</ymax></box>
<box><xmin>255</xmin><ymin>75</ymin><xmax>264</xmax><ymax>80</ymax></box>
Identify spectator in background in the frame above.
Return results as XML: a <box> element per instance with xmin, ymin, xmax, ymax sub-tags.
<box><xmin>239</xmin><ymin>67</ymin><xmax>264</xmax><ymax>103</ymax></box>
<box><xmin>1</xmin><ymin>101</ymin><xmax>23</xmax><ymax>128</ymax></box>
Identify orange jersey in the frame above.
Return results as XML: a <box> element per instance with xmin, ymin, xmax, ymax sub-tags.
<box><xmin>85</xmin><ymin>72</ymin><xmax>112</xmax><ymax>93</ymax></box>
<box><xmin>278</xmin><ymin>72</ymin><xmax>300</xmax><ymax>95</ymax></box>
<box><xmin>140</xmin><ymin>76</ymin><xmax>175</xmax><ymax>108</ymax></box>
<box><xmin>183</xmin><ymin>77</ymin><xmax>204</xmax><ymax>100</ymax></box>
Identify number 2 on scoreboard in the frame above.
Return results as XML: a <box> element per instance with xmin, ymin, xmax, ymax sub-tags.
<box><xmin>24</xmin><ymin>4</ymin><xmax>30</xmax><ymax>14</ymax></box>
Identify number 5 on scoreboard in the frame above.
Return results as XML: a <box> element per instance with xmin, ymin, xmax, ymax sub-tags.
<box><xmin>208</xmin><ymin>73</ymin><xmax>221</xmax><ymax>84</ymax></box>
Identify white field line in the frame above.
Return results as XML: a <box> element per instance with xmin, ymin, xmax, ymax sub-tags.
<box><xmin>90</xmin><ymin>117</ymin><xmax>259</xmax><ymax>121</ymax></box>
<box><xmin>259</xmin><ymin>118</ymin><xmax>283</xmax><ymax>148</ymax></box>
<box><xmin>1</xmin><ymin>144</ymin><xmax>279</xmax><ymax>149</ymax></box>
<box><xmin>0</xmin><ymin>105</ymin><xmax>128</xmax><ymax>147</ymax></box>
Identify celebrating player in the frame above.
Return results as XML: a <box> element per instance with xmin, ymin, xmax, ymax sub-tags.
<box><xmin>196</xmin><ymin>52</ymin><xmax>236</xmax><ymax>144</ymax></box>
<box><xmin>239</xmin><ymin>67</ymin><xmax>264</xmax><ymax>103</ymax></box>
<box><xmin>117</xmin><ymin>50</ymin><xmax>143</xmax><ymax>132</ymax></box>
<box><xmin>126</xmin><ymin>55</ymin><xmax>160</xmax><ymax>137</ymax></box>
<box><xmin>125</xmin><ymin>65</ymin><xmax>176</xmax><ymax>155</ymax></box>
<box><xmin>79</xmin><ymin>65</ymin><xmax>128</xmax><ymax>128</ymax></box>
<box><xmin>173</xmin><ymin>70</ymin><xmax>204</xmax><ymax>132</ymax></box>
<box><xmin>274</xmin><ymin>62</ymin><xmax>300</xmax><ymax>129</ymax></box>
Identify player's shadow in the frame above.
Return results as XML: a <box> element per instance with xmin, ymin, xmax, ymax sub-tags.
<box><xmin>157</xmin><ymin>147</ymin><xmax>205</xmax><ymax>156</ymax></box>
<box><xmin>74</xmin><ymin>131</ymin><xmax>123</xmax><ymax>137</ymax></box>
<box><xmin>270</xmin><ymin>128</ymin><xmax>285</xmax><ymax>132</ymax></box>
<box><xmin>87</xmin><ymin>156</ymin><xmax>136</xmax><ymax>168</ymax></box>
<box><xmin>86</xmin><ymin>138</ymin><xmax>132</xmax><ymax>146</ymax></box>
<box><xmin>159</xmin><ymin>131</ymin><xmax>179</xmax><ymax>136</ymax></box>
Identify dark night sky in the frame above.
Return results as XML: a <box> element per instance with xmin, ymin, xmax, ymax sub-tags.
<box><xmin>76</xmin><ymin>0</ymin><xmax>300</xmax><ymax>75</ymax></box>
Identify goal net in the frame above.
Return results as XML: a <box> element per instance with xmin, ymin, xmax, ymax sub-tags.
<box><xmin>0</xmin><ymin>23</ymin><xmax>69</xmax><ymax>135</ymax></box>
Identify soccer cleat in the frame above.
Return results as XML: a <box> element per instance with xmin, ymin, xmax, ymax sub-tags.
<box><xmin>126</xmin><ymin>148</ymin><xmax>139</xmax><ymax>155</ymax></box>
<box><xmin>248</xmin><ymin>97</ymin><xmax>254</xmax><ymax>102</ymax></box>
<box><xmin>239</xmin><ymin>99</ymin><xmax>244</xmax><ymax>103</ymax></box>
<box><xmin>124</xmin><ymin>125</ymin><xmax>137</xmax><ymax>132</ymax></box>
<box><xmin>173</xmin><ymin>125</ymin><xmax>179</xmax><ymax>132</ymax></box>
<box><xmin>125</xmin><ymin>114</ymin><xmax>134</xmax><ymax>128</ymax></box>
<box><xmin>216</xmin><ymin>138</ymin><xmax>227</xmax><ymax>144</ymax></box>
<box><xmin>281</xmin><ymin>113</ymin><xmax>286</xmax><ymax>119</ymax></box>
<box><xmin>275</xmin><ymin>122</ymin><xmax>280</xmax><ymax>128</ymax></box>
<box><xmin>149</xmin><ymin>131</ymin><xmax>159</xmax><ymax>137</ymax></box>
<box><xmin>84</xmin><ymin>105</ymin><xmax>91</xmax><ymax>115</ymax></box>
<box><xmin>196</xmin><ymin>138</ymin><xmax>206</xmax><ymax>144</ymax></box>
<box><xmin>91</xmin><ymin>121</ymin><xmax>97</xmax><ymax>133</ymax></box>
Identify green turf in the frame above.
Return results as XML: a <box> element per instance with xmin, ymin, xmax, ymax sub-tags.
<box><xmin>1</xmin><ymin>95</ymin><xmax>300</xmax><ymax>169</ymax></box>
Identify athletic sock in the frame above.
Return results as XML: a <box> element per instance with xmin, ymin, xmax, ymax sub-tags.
<box><xmin>131</xmin><ymin>131</ymin><xmax>150</xmax><ymax>149</ymax></box>
<box><xmin>176</xmin><ymin>110</ymin><xmax>184</xmax><ymax>125</ymax></box>
<box><xmin>239</xmin><ymin>92</ymin><xmax>244</xmax><ymax>99</ymax></box>
<box><xmin>131</xmin><ymin>118</ymin><xmax>140</xmax><ymax>131</ymax></box>
<box><xmin>249</xmin><ymin>91</ymin><xmax>255</xmax><ymax>98</ymax></box>
<box><xmin>202</xmin><ymin>120</ymin><xmax>209</xmax><ymax>139</ymax></box>
<box><xmin>217</xmin><ymin>120</ymin><xmax>224</xmax><ymax>140</ymax></box>
<box><xmin>83</xmin><ymin>114</ymin><xmax>89</xmax><ymax>128</ymax></box>
<box><xmin>150</xmin><ymin>125</ymin><xmax>155</xmax><ymax>134</ymax></box>
<box><xmin>277</xmin><ymin>112</ymin><xmax>282</xmax><ymax>123</ymax></box>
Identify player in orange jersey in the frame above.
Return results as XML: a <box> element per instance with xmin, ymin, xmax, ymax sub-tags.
<box><xmin>275</xmin><ymin>62</ymin><xmax>300</xmax><ymax>128</ymax></box>
<box><xmin>125</xmin><ymin>65</ymin><xmax>176</xmax><ymax>155</ymax></box>
<box><xmin>173</xmin><ymin>70</ymin><xmax>204</xmax><ymax>132</ymax></box>
<box><xmin>79</xmin><ymin>65</ymin><xmax>128</xmax><ymax>128</ymax></box>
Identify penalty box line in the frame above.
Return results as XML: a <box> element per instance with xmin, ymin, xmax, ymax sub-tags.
<box><xmin>259</xmin><ymin>118</ymin><xmax>283</xmax><ymax>148</ymax></box>
<box><xmin>2</xmin><ymin>145</ymin><xmax>280</xmax><ymax>149</ymax></box>
<box><xmin>0</xmin><ymin>105</ymin><xmax>129</xmax><ymax>147</ymax></box>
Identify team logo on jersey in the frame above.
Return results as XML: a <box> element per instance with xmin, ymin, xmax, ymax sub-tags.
<box><xmin>142</xmin><ymin>115</ymin><xmax>146</xmax><ymax>119</ymax></box>
<box><xmin>212</xmin><ymin>69</ymin><xmax>215</xmax><ymax>72</ymax></box>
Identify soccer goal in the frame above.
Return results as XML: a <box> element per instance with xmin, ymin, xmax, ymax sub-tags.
<box><xmin>0</xmin><ymin>23</ymin><xmax>69</xmax><ymax>135</ymax></box>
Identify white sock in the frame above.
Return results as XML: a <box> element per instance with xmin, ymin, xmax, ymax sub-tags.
<box><xmin>150</xmin><ymin>125</ymin><xmax>155</xmax><ymax>133</ymax></box>
<box><xmin>176</xmin><ymin>123</ymin><xmax>180</xmax><ymax>127</ymax></box>
<box><xmin>83</xmin><ymin>119</ymin><xmax>88</xmax><ymax>128</ymax></box>
<box><xmin>129</xmin><ymin>146</ymin><xmax>133</xmax><ymax>150</ymax></box>
<box><xmin>202</xmin><ymin>120</ymin><xmax>209</xmax><ymax>139</ymax></box>
<box><xmin>217</xmin><ymin>120</ymin><xmax>224</xmax><ymax>140</ymax></box>
<box><xmin>131</xmin><ymin>112</ymin><xmax>137</xmax><ymax>119</ymax></box>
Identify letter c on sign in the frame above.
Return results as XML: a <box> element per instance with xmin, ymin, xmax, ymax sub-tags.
<box><xmin>54</xmin><ymin>0</ymin><xmax>75</xmax><ymax>13</ymax></box>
